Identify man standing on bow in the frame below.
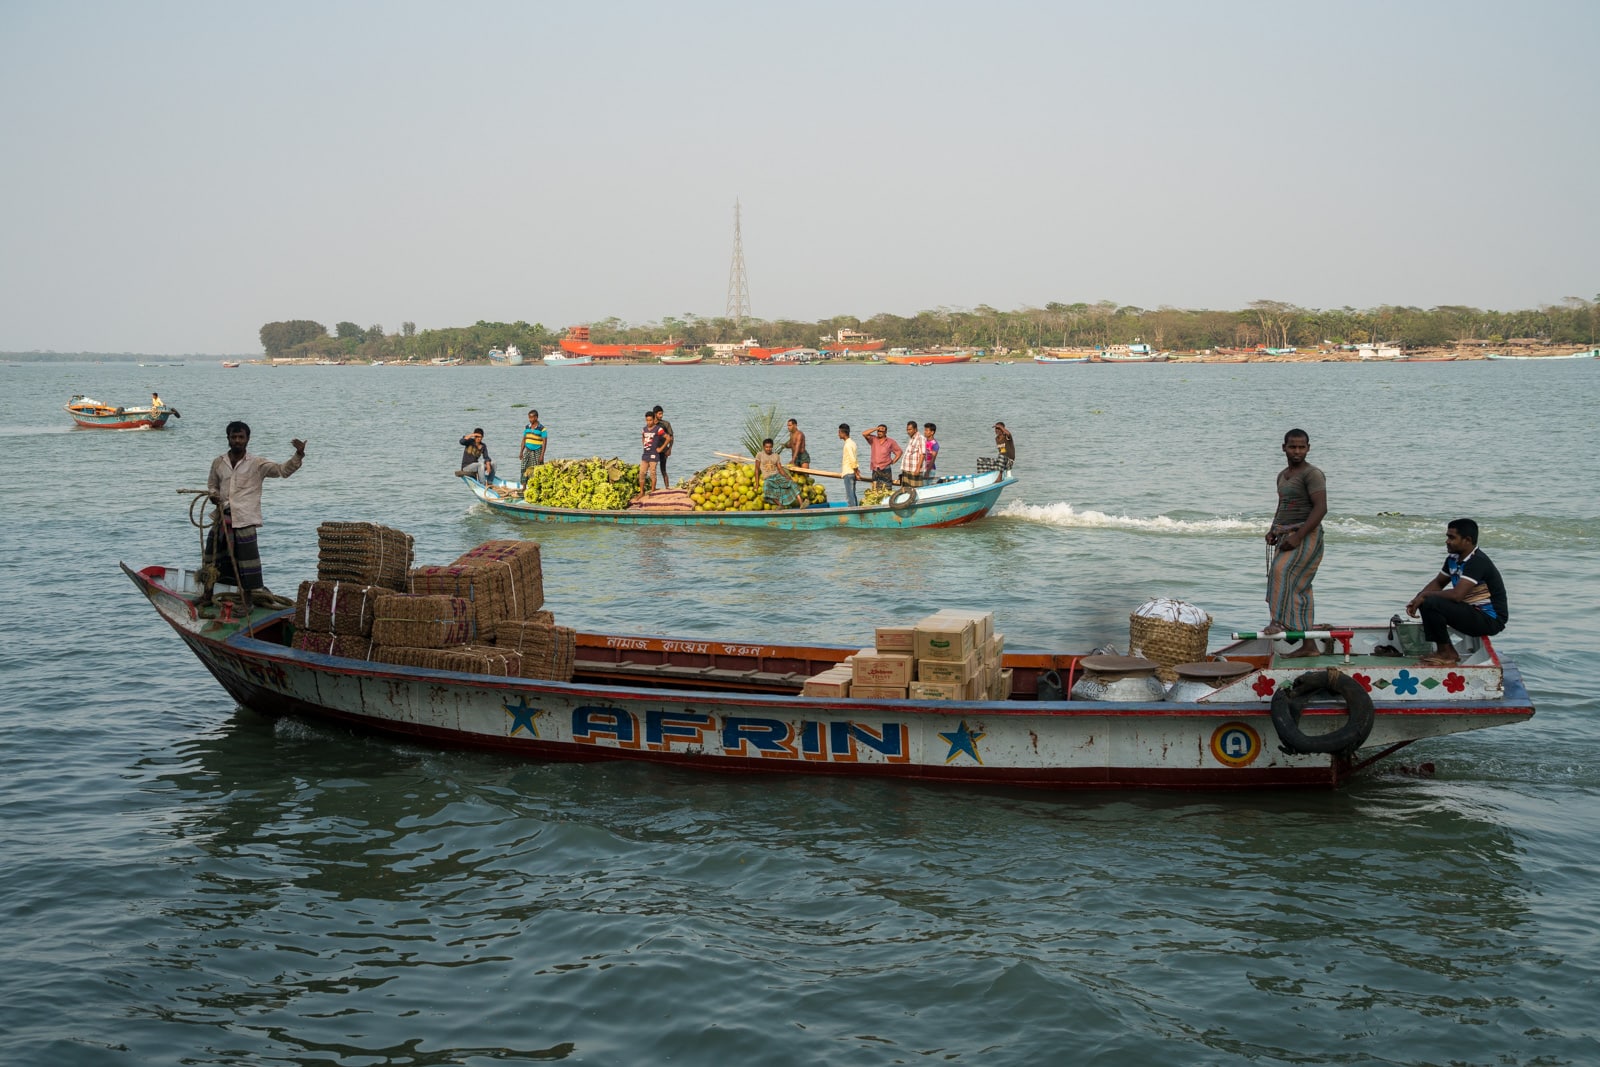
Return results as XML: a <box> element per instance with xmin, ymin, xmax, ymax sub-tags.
<box><xmin>202</xmin><ymin>421</ymin><xmax>306</xmax><ymax>611</ymax></box>
<box><xmin>1263</xmin><ymin>428</ymin><xmax>1326</xmax><ymax>657</ymax></box>
<box><xmin>521</xmin><ymin>410</ymin><xmax>548</xmax><ymax>485</ymax></box>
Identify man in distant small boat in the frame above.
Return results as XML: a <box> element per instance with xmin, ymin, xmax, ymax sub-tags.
<box><xmin>781</xmin><ymin>418</ymin><xmax>809</xmax><ymax>470</ymax></box>
<box><xmin>639</xmin><ymin>409</ymin><xmax>667</xmax><ymax>492</ymax></box>
<box><xmin>863</xmin><ymin>424</ymin><xmax>902</xmax><ymax>488</ymax></box>
<box><xmin>899</xmin><ymin>420</ymin><xmax>926</xmax><ymax>486</ymax></box>
<box><xmin>201</xmin><ymin>421</ymin><xmax>306</xmax><ymax>610</ymax></box>
<box><xmin>994</xmin><ymin>422</ymin><xmax>1016</xmax><ymax>469</ymax></box>
<box><xmin>521</xmin><ymin>410</ymin><xmax>548</xmax><ymax>485</ymax></box>
<box><xmin>457</xmin><ymin>428</ymin><xmax>493</xmax><ymax>483</ymax></box>
<box><xmin>652</xmin><ymin>405</ymin><xmax>674</xmax><ymax>486</ymax></box>
<box><xmin>1263</xmin><ymin>428</ymin><xmax>1326</xmax><ymax>657</ymax></box>
<box><xmin>1404</xmin><ymin>518</ymin><xmax>1509</xmax><ymax>667</ymax></box>
<box><xmin>838</xmin><ymin>423</ymin><xmax>861</xmax><ymax>506</ymax></box>
<box><xmin>150</xmin><ymin>392</ymin><xmax>165</xmax><ymax>412</ymax></box>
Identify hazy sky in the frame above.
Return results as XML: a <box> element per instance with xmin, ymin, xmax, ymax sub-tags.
<box><xmin>3</xmin><ymin>0</ymin><xmax>1596</xmax><ymax>354</ymax></box>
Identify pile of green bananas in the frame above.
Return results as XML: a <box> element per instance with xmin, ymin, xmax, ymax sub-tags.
<box><xmin>523</xmin><ymin>458</ymin><xmax>642</xmax><ymax>510</ymax></box>
<box><xmin>862</xmin><ymin>485</ymin><xmax>893</xmax><ymax>507</ymax></box>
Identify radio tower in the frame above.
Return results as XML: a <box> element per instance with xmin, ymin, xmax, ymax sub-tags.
<box><xmin>725</xmin><ymin>198</ymin><xmax>751</xmax><ymax>328</ymax></box>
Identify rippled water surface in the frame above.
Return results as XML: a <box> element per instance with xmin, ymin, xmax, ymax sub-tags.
<box><xmin>2</xmin><ymin>359</ymin><xmax>1597</xmax><ymax>1064</ymax></box>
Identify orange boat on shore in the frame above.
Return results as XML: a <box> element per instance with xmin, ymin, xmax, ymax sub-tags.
<box><xmin>559</xmin><ymin>326</ymin><xmax>681</xmax><ymax>360</ymax></box>
<box><xmin>885</xmin><ymin>350</ymin><xmax>973</xmax><ymax>366</ymax></box>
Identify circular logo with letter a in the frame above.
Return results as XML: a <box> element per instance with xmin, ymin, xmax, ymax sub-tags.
<box><xmin>1210</xmin><ymin>722</ymin><xmax>1261</xmax><ymax>767</ymax></box>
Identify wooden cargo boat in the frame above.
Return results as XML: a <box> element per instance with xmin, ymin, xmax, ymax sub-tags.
<box><xmin>124</xmin><ymin>563</ymin><xmax>1534</xmax><ymax>790</ymax></box>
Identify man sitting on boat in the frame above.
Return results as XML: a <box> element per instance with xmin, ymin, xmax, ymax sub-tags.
<box><xmin>994</xmin><ymin>422</ymin><xmax>1015</xmax><ymax>470</ymax></box>
<box><xmin>755</xmin><ymin>438</ymin><xmax>801</xmax><ymax>508</ymax></box>
<box><xmin>457</xmin><ymin>428</ymin><xmax>493</xmax><ymax>483</ymax></box>
<box><xmin>1405</xmin><ymin>518</ymin><xmax>1509</xmax><ymax>667</ymax></box>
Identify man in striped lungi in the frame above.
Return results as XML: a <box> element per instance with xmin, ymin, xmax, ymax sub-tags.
<box><xmin>1264</xmin><ymin>428</ymin><xmax>1326</xmax><ymax>658</ymax></box>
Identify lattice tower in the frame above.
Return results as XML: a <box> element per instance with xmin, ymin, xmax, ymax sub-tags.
<box><xmin>725</xmin><ymin>199</ymin><xmax>751</xmax><ymax>327</ymax></box>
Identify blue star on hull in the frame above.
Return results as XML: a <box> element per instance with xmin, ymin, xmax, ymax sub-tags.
<box><xmin>939</xmin><ymin>720</ymin><xmax>986</xmax><ymax>764</ymax></box>
<box><xmin>504</xmin><ymin>697</ymin><xmax>543</xmax><ymax>738</ymax></box>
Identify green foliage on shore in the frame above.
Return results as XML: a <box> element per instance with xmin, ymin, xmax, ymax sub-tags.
<box><xmin>256</xmin><ymin>294</ymin><xmax>1600</xmax><ymax>361</ymax></box>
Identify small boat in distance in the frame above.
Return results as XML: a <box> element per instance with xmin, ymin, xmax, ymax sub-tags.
<box><xmin>1034</xmin><ymin>353</ymin><xmax>1091</xmax><ymax>365</ymax></box>
<box><xmin>1485</xmin><ymin>348</ymin><xmax>1599</xmax><ymax>360</ymax></box>
<box><xmin>220</xmin><ymin>361</ymin><xmax>241</xmax><ymax>369</ymax></box>
<box><xmin>488</xmin><ymin>345</ymin><xmax>525</xmax><ymax>366</ymax></box>
<box><xmin>885</xmin><ymin>349</ymin><xmax>973</xmax><ymax>366</ymax></box>
<box><xmin>659</xmin><ymin>352</ymin><xmax>704</xmax><ymax>365</ymax></box>
<box><xmin>65</xmin><ymin>395</ymin><xmax>179</xmax><ymax>430</ymax></box>
<box><xmin>543</xmin><ymin>350</ymin><xmax>593</xmax><ymax>367</ymax></box>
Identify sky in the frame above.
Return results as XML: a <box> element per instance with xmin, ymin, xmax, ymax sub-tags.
<box><xmin>2</xmin><ymin>0</ymin><xmax>1597</xmax><ymax>354</ymax></box>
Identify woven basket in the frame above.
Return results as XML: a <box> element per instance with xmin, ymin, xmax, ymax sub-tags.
<box><xmin>371</xmin><ymin>594</ymin><xmax>473</xmax><ymax>648</ymax></box>
<box><xmin>1128</xmin><ymin>612</ymin><xmax>1212</xmax><ymax>683</ymax></box>
<box><xmin>294</xmin><ymin>580</ymin><xmax>382</xmax><ymax>636</ymax></box>
<box><xmin>290</xmin><ymin>629</ymin><xmax>375</xmax><ymax>661</ymax></box>
<box><xmin>316</xmin><ymin>522</ymin><xmax>414</xmax><ymax>591</ymax></box>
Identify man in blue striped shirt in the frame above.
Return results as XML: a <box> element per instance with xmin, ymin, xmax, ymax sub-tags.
<box><xmin>521</xmin><ymin>410</ymin><xmax>548</xmax><ymax>485</ymax></box>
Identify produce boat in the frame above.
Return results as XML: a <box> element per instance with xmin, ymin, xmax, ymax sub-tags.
<box><xmin>659</xmin><ymin>352</ymin><xmax>704</xmax><ymax>365</ymax></box>
<box><xmin>64</xmin><ymin>395</ymin><xmax>178</xmax><ymax>430</ymax></box>
<box><xmin>559</xmin><ymin>326</ymin><xmax>681</xmax><ymax>361</ymax></box>
<box><xmin>885</xmin><ymin>351</ymin><xmax>973</xmax><ymax>366</ymax></box>
<box><xmin>462</xmin><ymin>469</ymin><xmax>1016</xmax><ymax>529</ymax></box>
<box><xmin>123</xmin><ymin>562</ymin><xmax>1534</xmax><ymax>790</ymax></box>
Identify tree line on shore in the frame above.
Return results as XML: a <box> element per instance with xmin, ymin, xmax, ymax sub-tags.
<box><xmin>252</xmin><ymin>296</ymin><xmax>1600</xmax><ymax>361</ymax></box>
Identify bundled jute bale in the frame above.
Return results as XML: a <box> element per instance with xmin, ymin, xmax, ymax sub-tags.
<box><xmin>294</xmin><ymin>579</ymin><xmax>382</xmax><ymax>636</ymax></box>
<box><xmin>494</xmin><ymin>621</ymin><xmax>577</xmax><ymax>681</ymax></box>
<box><xmin>371</xmin><ymin>593</ymin><xmax>473</xmax><ymax>649</ymax></box>
<box><xmin>317</xmin><ymin>522</ymin><xmax>414</xmax><ymax>591</ymax></box>
<box><xmin>1128</xmin><ymin>598</ymin><xmax>1212</xmax><ymax>683</ymax></box>
<box><xmin>451</xmin><ymin>540</ymin><xmax>544</xmax><ymax>617</ymax></box>
<box><xmin>407</xmin><ymin>564</ymin><xmax>513</xmax><ymax>639</ymax></box>
<box><xmin>372</xmin><ymin>643</ymin><xmax>523</xmax><ymax>678</ymax></box>
<box><xmin>291</xmin><ymin>629</ymin><xmax>374</xmax><ymax>660</ymax></box>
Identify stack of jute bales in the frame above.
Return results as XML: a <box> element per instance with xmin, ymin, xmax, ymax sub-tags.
<box><xmin>290</xmin><ymin>522</ymin><xmax>416</xmax><ymax>659</ymax></box>
<box><xmin>365</xmin><ymin>539</ymin><xmax>576</xmax><ymax>682</ymax></box>
<box><xmin>798</xmin><ymin>609</ymin><xmax>1010</xmax><ymax>701</ymax></box>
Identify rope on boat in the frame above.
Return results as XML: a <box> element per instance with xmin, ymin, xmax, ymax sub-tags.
<box><xmin>177</xmin><ymin>489</ymin><xmax>292</xmax><ymax>612</ymax></box>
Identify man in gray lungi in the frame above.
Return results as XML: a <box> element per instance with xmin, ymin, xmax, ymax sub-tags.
<box><xmin>201</xmin><ymin>420</ymin><xmax>307</xmax><ymax>610</ymax></box>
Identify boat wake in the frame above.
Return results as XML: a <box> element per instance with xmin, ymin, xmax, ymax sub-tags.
<box><xmin>998</xmin><ymin>501</ymin><xmax>1258</xmax><ymax>534</ymax></box>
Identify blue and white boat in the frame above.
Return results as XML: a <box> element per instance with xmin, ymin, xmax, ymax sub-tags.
<box><xmin>460</xmin><ymin>469</ymin><xmax>1018</xmax><ymax>530</ymax></box>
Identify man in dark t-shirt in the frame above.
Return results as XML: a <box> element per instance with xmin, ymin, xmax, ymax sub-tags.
<box><xmin>1405</xmin><ymin>518</ymin><xmax>1509</xmax><ymax>666</ymax></box>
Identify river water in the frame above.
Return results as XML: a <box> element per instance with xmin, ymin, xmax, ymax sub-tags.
<box><xmin>2</xmin><ymin>358</ymin><xmax>1597</xmax><ymax>1065</ymax></box>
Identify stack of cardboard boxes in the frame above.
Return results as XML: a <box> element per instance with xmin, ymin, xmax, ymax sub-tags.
<box><xmin>800</xmin><ymin>610</ymin><xmax>1012</xmax><ymax>701</ymax></box>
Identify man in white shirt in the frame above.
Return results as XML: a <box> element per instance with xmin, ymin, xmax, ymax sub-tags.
<box><xmin>202</xmin><ymin>421</ymin><xmax>307</xmax><ymax>610</ymax></box>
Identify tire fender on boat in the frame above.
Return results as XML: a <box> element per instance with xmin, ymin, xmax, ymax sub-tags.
<box><xmin>1269</xmin><ymin>668</ymin><xmax>1376</xmax><ymax>756</ymax></box>
<box><xmin>889</xmin><ymin>487</ymin><xmax>918</xmax><ymax>510</ymax></box>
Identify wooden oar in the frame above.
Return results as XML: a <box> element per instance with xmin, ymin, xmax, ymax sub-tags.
<box><xmin>712</xmin><ymin>451</ymin><xmax>845</xmax><ymax>479</ymax></box>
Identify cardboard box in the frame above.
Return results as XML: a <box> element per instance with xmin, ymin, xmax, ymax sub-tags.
<box><xmin>963</xmin><ymin>677</ymin><xmax>983</xmax><ymax>701</ymax></box>
<box><xmin>933</xmin><ymin>609</ymin><xmax>994</xmax><ymax>644</ymax></box>
<box><xmin>988</xmin><ymin>633</ymin><xmax>1005</xmax><ymax>663</ymax></box>
<box><xmin>999</xmin><ymin>667</ymin><xmax>1013</xmax><ymax>699</ymax></box>
<box><xmin>874</xmin><ymin>626</ymin><xmax>916</xmax><ymax>654</ymax></box>
<box><xmin>918</xmin><ymin>653</ymin><xmax>980</xmax><ymax>684</ymax></box>
<box><xmin>853</xmin><ymin>649</ymin><xmax>913</xmax><ymax>688</ymax></box>
<box><xmin>915</xmin><ymin>616</ymin><xmax>976</xmax><ymax>662</ymax></box>
<box><xmin>802</xmin><ymin>669</ymin><xmax>853</xmax><ymax>697</ymax></box>
<box><xmin>852</xmin><ymin>685</ymin><xmax>908</xmax><ymax>700</ymax></box>
<box><xmin>908</xmin><ymin>680</ymin><xmax>964</xmax><ymax>701</ymax></box>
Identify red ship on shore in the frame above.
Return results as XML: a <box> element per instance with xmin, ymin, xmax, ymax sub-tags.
<box><xmin>819</xmin><ymin>328</ymin><xmax>887</xmax><ymax>353</ymax></box>
<box><xmin>559</xmin><ymin>326</ymin><xmax>682</xmax><ymax>360</ymax></box>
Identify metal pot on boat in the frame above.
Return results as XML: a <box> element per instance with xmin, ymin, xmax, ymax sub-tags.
<box><xmin>1164</xmin><ymin>660</ymin><xmax>1255</xmax><ymax>702</ymax></box>
<box><xmin>1070</xmin><ymin>655</ymin><xmax>1166</xmax><ymax>702</ymax></box>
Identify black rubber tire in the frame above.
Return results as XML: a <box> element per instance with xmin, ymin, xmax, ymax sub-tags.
<box><xmin>888</xmin><ymin>487</ymin><xmax>918</xmax><ymax>510</ymax></box>
<box><xmin>1270</xmin><ymin>669</ymin><xmax>1376</xmax><ymax>756</ymax></box>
